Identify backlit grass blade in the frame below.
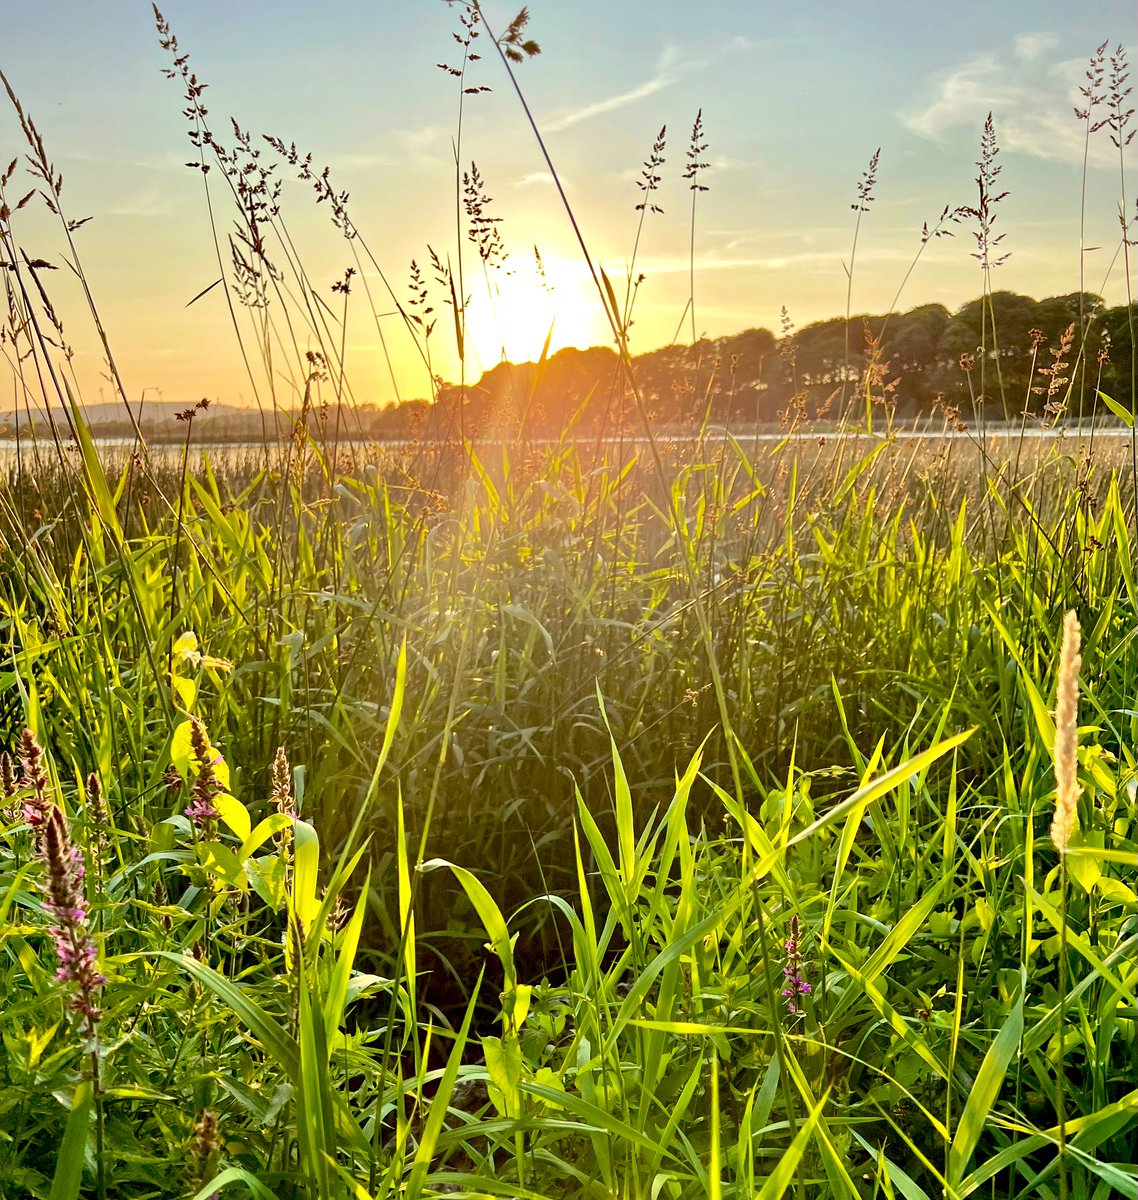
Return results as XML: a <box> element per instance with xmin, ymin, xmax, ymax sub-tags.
<box><xmin>958</xmin><ymin>1089</ymin><xmax>1138</xmax><ymax>1195</ymax></box>
<box><xmin>1025</xmin><ymin>887</ymin><xmax>1138</xmax><ymax>1011</ymax></box>
<box><xmin>140</xmin><ymin>950</ymin><xmax>299</xmax><ymax>1079</ymax></box>
<box><xmin>418</xmin><ymin>859</ymin><xmax>516</xmax><ymax>998</ymax></box>
<box><xmin>297</xmin><ymin>978</ymin><xmax>336</xmax><ymax>1200</ymax></box>
<box><xmin>523</xmin><ymin>1082</ymin><xmax>667</xmax><ymax>1155</ymax></box>
<box><xmin>784</xmin><ymin>729</ymin><xmax>973</xmax><ymax>853</ymax></box>
<box><xmin>946</xmin><ymin>966</ymin><xmax>1025</xmax><ymax>1191</ymax></box>
<box><xmin>830</xmin><ymin>951</ymin><xmax>951</xmax><ymax>1098</ymax></box>
<box><xmin>755</xmin><ymin>1088</ymin><xmax>831</xmax><ymax>1199</ymax></box>
<box><xmin>322</xmin><ymin>870</ymin><xmax>369</xmax><ymax>1045</ymax></box>
<box><xmin>190</xmin><ymin>1168</ymin><xmax>280</xmax><ymax>1200</ymax></box>
<box><xmin>49</xmin><ymin>1079</ymin><xmax>92</xmax><ymax>1200</ymax></box>
<box><xmin>406</xmin><ymin>979</ymin><xmax>481</xmax><ymax>1200</ymax></box>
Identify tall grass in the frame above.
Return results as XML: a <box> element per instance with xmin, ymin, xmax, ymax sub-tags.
<box><xmin>0</xmin><ymin>7</ymin><xmax>1136</xmax><ymax>1198</ymax></box>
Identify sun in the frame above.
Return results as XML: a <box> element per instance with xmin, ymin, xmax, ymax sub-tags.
<box><xmin>463</xmin><ymin>255</ymin><xmax>605</xmax><ymax>370</ymax></box>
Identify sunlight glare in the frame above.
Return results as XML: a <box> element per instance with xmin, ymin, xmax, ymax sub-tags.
<box><xmin>464</xmin><ymin>255</ymin><xmax>604</xmax><ymax>370</ymax></box>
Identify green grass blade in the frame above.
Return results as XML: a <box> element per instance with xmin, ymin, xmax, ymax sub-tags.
<box><xmin>947</xmin><ymin>966</ymin><xmax>1025</xmax><ymax>1189</ymax></box>
<box><xmin>49</xmin><ymin>1079</ymin><xmax>92</xmax><ymax>1200</ymax></box>
<box><xmin>755</xmin><ymin>1088</ymin><xmax>831</xmax><ymax>1199</ymax></box>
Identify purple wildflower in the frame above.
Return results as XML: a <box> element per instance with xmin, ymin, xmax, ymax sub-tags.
<box><xmin>39</xmin><ymin>803</ymin><xmax>104</xmax><ymax>1038</ymax></box>
<box><xmin>187</xmin><ymin>1108</ymin><xmax>221</xmax><ymax>1199</ymax></box>
<box><xmin>184</xmin><ymin>720</ymin><xmax>221</xmax><ymax>837</ymax></box>
<box><xmin>782</xmin><ymin>913</ymin><xmax>812</xmax><ymax>1018</ymax></box>
<box><xmin>0</xmin><ymin>749</ymin><xmax>16</xmax><ymax>820</ymax></box>
<box><xmin>18</xmin><ymin>729</ymin><xmax>52</xmax><ymax>842</ymax></box>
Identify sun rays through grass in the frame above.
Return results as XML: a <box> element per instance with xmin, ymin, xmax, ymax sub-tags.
<box><xmin>0</xmin><ymin>7</ymin><xmax>1136</xmax><ymax>1198</ymax></box>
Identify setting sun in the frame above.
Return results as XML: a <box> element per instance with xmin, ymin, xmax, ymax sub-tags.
<box><xmin>462</xmin><ymin>253</ymin><xmax>607</xmax><ymax>371</ymax></box>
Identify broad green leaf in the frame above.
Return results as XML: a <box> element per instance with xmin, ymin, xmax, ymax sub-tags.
<box><xmin>483</xmin><ymin>1032</ymin><xmax>523</xmax><ymax>1117</ymax></box>
<box><xmin>171</xmin><ymin>630</ymin><xmax>200</xmax><ymax>659</ymax></box>
<box><xmin>238</xmin><ymin>814</ymin><xmax>292</xmax><ymax>863</ymax></box>
<box><xmin>292</xmin><ymin>819</ymin><xmax>321</xmax><ymax>926</ymax></box>
<box><xmin>197</xmin><ymin>840</ymin><xmax>248</xmax><ymax>891</ymax></box>
<box><xmin>215</xmin><ymin>792</ymin><xmax>251</xmax><ymax>841</ymax></box>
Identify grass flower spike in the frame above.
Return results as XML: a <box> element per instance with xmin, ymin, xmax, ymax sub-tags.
<box><xmin>187</xmin><ymin>1108</ymin><xmax>221</xmax><ymax>1199</ymax></box>
<box><xmin>0</xmin><ymin>749</ymin><xmax>19</xmax><ymax>826</ymax></box>
<box><xmin>1051</xmin><ymin>610</ymin><xmax>1082</xmax><ymax>854</ymax></box>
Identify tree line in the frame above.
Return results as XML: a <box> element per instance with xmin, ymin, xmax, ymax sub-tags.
<box><xmin>4</xmin><ymin>290</ymin><xmax>1133</xmax><ymax>444</ymax></box>
<box><xmin>370</xmin><ymin>289</ymin><xmax>1134</xmax><ymax>440</ymax></box>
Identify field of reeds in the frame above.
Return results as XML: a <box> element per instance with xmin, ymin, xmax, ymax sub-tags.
<box><xmin>1</xmin><ymin>7</ymin><xmax>1137</xmax><ymax>1200</ymax></box>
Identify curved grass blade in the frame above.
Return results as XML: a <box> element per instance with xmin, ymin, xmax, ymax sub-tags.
<box><xmin>49</xmin><ymin>1079</ymin><xmax>92</xmax><ymax>1200</ymax></box>
<box><xmin>946</xmin><ymin>967</ymin><xmax>1025</xmax><ymax>1191</ymax></box>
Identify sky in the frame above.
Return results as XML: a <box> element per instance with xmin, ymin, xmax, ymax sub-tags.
<box><xmin>2</xmin><ymin>0</ymin><xmax>1137</xmax><ymax>411</ymax></box>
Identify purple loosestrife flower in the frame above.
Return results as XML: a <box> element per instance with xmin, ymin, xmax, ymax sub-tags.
<box><xmin>0</xmin><ymin>749</ymin><xmax>17</xmax><ymax>821</ymax></box>
<box><xmin>782</xmin><ymin>913</ymin><xmax>811</xmax><ymax>1018</ymax></box>
<box><xmin>18</xmin><ymin>728</ymin><xmax>52</xmax><ymax>843</ymax></box>
<box><xmin>184</xmin><ymin>719</ymin><xmax>221</xmax><ymax>837</ymax></box>
<box><xmin>270</xmin><ymin>745</ymin><xmax>294</xmax><ymax>861</ymax></box>
<box><xmin>187</xmin><ymin>1108</ymin><xmax>221</xmax><ymax>1200</ymax></box>
<box><xmin>39</xmin><ymin>803</ymin><xmax>104</xmax><ymax>1038</ymax></box>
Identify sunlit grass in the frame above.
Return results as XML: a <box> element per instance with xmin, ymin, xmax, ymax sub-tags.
<box><xmin>0</xmin><ymin>6</ymin><xmax>1136</xmax><ymax>1199</ymax></box>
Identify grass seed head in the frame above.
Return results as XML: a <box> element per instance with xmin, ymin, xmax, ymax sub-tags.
<box><xmin>271</xmin><ymin>745</ymin><xmax>293</xmax><ymax>817</ymax></box>
<box><xmin>1051</xmin><ymin>610</ymin><xmax>1082</xmax><ymax>855</ymax></box>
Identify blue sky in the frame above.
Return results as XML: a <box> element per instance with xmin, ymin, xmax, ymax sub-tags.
<box><xmin>2</xmin><ymin>1</ymin><xmax>1137</xmax><ymax>407</ymax></box>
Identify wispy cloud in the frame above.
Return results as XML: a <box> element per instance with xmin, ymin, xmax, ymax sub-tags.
<box><xmin>543</xmin><ymin>35</ymin><xmax>767</xmax><ymax>135</ymax></box>
<box><xmin>391</xmin><ymin>124</ymin><xmax>449</xmax><ymax>166</ymax></box>
<box><xmin>56</xmin><ymin>146</ymin><xmax>184</xmax><ymax>172</ymax></box>
<box><xmin>108</xmin><ymin>186</ymin><xmax>175</xmax><ymax>219</ymax></box>
<box><xmin>545</xmin><ymin>46</ymin><xmax>679</xmax><ymax>134</ymax></box>
<box><xmin>631</xmin><ymin>245</ymin><xmax>920</xmax><ymax>277</ymax></box>
<box><xmin>903</xmin><ymin>37</ymin><xmax>1116</xmax><ymax>169</ymax></box>
<box><xmin>515</xmin><ymin>170</ymin><xmax>556</xmax><ymax>188</ymax></box>
<box><xmin>333</xmin><ymin>151</ymin><xmax>397</xmax><ymax>173</ymax></box>
<box><xmin>1015</xmin><ymin>32</ymin><xmax>1061</xmax><ymax>62</ymax></box>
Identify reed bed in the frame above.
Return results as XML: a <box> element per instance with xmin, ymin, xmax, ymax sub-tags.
<box><xmin>0</xmin><ymin>6</ymin><xmax>1136</xmax><ymax>1198</ymax></box>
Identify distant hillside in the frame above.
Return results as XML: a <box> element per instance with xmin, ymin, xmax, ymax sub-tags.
<box><xmin>0</xmin><ymin>400</ymin><xmax>259</xmax><ymax>441</ymax></box>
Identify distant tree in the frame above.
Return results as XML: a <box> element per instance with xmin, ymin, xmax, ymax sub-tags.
<box><xmin>879</xmin><ymin>304</ymin><xmax>950</xmax><ymax>413</ymax></box>
<box><xmin>1097</xmin><ymin>303</ymin><xmax>1138</xmax><ymax>412</ymax></box>
<box><xmin>937</xmin><ymin>292</ymin><xmax>1047</xmax><ymax>418</ymax></box>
